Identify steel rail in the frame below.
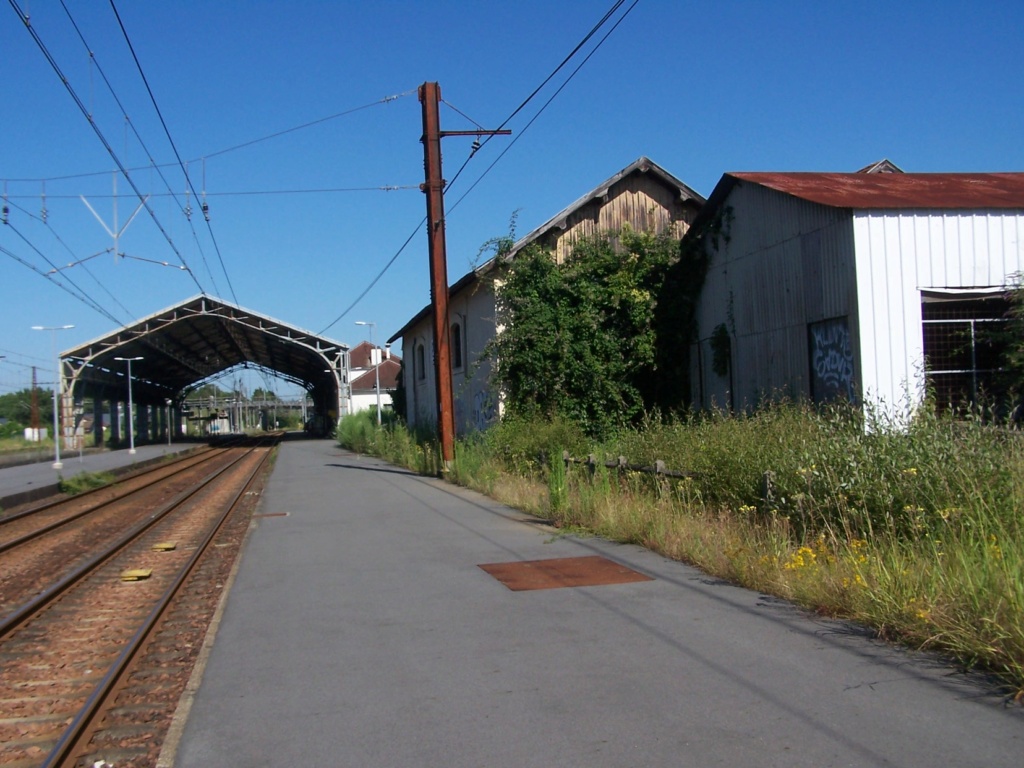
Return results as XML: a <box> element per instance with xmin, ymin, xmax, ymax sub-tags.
<box><xmin>0</xmin><ymin>445</ymin><xmax>258</xmax><ymax>637</ymax></box>
<box><xmin>0</xmin><ymin>444</ymin><xmax>214</xmax><ymax>526</ymax></box>
<box><xmin>43</xmin><ymin>442</ymin><xmax>276</xmax><ymax>768</ymax></box>
<box><xmin>0</xmin><ymin>447</ymin><xmax>231</xmax><ymax>554</ymax></box>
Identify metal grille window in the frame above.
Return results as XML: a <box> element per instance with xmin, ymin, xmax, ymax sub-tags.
<box><xmin>921</xmin><ymin>292</ymin><xmax>1009</xmax><ymax>410</ymax></box>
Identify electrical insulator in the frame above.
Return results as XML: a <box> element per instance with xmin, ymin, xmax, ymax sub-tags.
<box><xmin>184</xmin><ymin>204</ymin><xmax>192</xmax><ymax>221</ymax></box>
<box><xmin>202</xmin><ymin>202</ymin><xmax>210</xmax><ymax>221</ymax></box>
<box><xmin>470</xmin><ymin>138</ymin><xmax>482</xmax><ymax>156</ymax></box>
<box><xmin>2</xmin><ymin>205</ymin><xmax>8</xmax><ymax>225</ymax></box>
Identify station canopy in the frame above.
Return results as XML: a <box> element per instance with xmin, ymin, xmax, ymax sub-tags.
<box><xmin>61</xmin><ymin>295</ymin><xmax>349</xmax><ymax>410</ymax></box>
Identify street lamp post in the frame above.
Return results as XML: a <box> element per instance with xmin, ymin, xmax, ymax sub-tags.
<box><xmin>31</xmin><ymin>324</ymin><xmax>75</xmax><ymax>469</ymax></box>
<box><xmin>114</xmin><ymin>356</ymin><xmax>144</xmax><ymax>454</ymax></box>
<box><xmin>166</xmin><ymin>398</ymin><xmax>173</xmax><ymax>446</ymax></box>
<box><xmin>355</xmin><ymin>321</ymin><xmax>381</xmax><ymax>425</ymax></box>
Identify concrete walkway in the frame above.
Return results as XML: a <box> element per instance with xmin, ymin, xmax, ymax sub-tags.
<box><xmin>169</xmin><ymin>438</ymin><xmax>1021</xmax><ymax>767</ymax></box>
<box><xmin>0</xmin><ymin>442</ymin><xmax>198</xmax><ymax>508</ymax></box>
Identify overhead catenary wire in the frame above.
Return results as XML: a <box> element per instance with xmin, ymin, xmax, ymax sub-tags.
<box><xmin>317</xmin><ymin>218</ymin><xmax>426</xmax><ymax>335</ymax></box>
<box><xmin>1</xmin><ymin>237</ymin><xmax>126</xmax><ymax>328</ymax></box>
<box><xmin>445</xmin><ymin>0</ymin><xmax>639</xmax><ymax>204</ymax></box>
<box><xmin>318</xmin><ymin>0</ymin><xmax>639</xmax><ymax>332</ymax></box>
<box><xmin>5</xmin><ymin>197</ymin><xmax>139</xmax><ymax>325</ymax></box>
<box><xmin>108</xmin><ymin>0</ymin><xmax>237</xmax><ymax>304</ymax></box>
<box><xmin>444</xmin><ymin>0</ymin><xmax>631</xmax><ymax>196</ymax></box>
<box><xmin>7</xmin><ymin>0</ymin><xmax>209</xmax><ymax>297</ymax></box>
<box><xmin>1</xmin><ymin>89</ymin><xmax>419</xmax><ymax>185</ymax></box>
<box><xmin>0</xmin><ymin>345</ymin><xmax>51</xmax><ymax>365</ymax></box>
<box><xmin>2</xmin><ymin>185</ymin><xmax>421</xmax><ymax>200</ymax></box>
<box><xmin>202</xmin><ymin>89</ymin><xmax>418</xmax><ymax>162</ymax></box>
<box><xmin>58</xmin><ymin>0</ymin><xmax>223</xmax><ymax>298</ymax></box>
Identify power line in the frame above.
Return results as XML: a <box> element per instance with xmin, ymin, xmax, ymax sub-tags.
<box><xmin>6</xmin><ymin>197</ymin><xmax>139</xmax><ymax>323</ymax></box>
<box><xmin>447</xmin><ymin>0</ymin><xmax>640</xmax><ymax>212</ymax></box>
<box><xmin>317</xmin><ymin>218</ymin><xmax>425</xmax><ymax>335</ymax></box>
<box><xmin>108</xmin><ymin>0</ymin><xmax>237</xmax><ymax>304</ymax></box>
<box><xmin>1</xmin><ymin>237</ymin><xmax>125</xmax><ymax>327</ymax></box>
<box><xmin>317</xmin><ymin>0</ymin><xmax>638</xmax><ymax>334</ymax></box>
<box><xmin>7</xmin><ymin>0</ymin><xmax>209</xmax><ymax>296</ymax></box>
<box><xmin>3</xmin><ymin>185</ymin><xmax>421</xmax><ymax>200</ymax></box>
<box><xmin>443</xmin><ymin>0</ymin><xmax>636</xmax><ymax>199</ymax></box>
<box><xmin>3</xmin><ymin>91</ymin><xmax>419</xmax><ymax>185</ymax></box>
<box><xmin>58</xmin><ymin>0</ymin><xmax>222</xmax><ymax>298</ymax></box>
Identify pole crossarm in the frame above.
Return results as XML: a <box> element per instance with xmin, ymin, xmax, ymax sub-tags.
<box><xmin>438</xmin><ymin>130</ymin><xmax>512</xmax><ymax>137</ymax></box>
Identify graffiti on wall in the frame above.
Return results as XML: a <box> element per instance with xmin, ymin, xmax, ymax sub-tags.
<box><xmin>809</xmin><ymin>317</ymin><xmax>856</xmax><ymax>403</ymax></box>
<box><xmin>472</xmin><ymin>389</ymin><xmax>497</xmax><ymax>432</ymax></box>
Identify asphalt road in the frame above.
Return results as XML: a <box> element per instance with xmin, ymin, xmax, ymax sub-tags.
<box><xmin>170</xmin><ymin>438</ymin><xmax>1021</xmax><ymax>767</ymax></box>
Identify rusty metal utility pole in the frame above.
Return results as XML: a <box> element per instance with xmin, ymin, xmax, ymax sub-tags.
<box><xmin>418</xmin><ymin>81</ymin><xmax>509</xmax><ymax>470</ymax></box>
<box><xmin>419</xmin><ymin>82</ymin><xmax>455</xmax><ymax>469</ymax></box>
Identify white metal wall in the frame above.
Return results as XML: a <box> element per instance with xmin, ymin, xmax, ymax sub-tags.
<box><xmin>853</xmin><ymin>210</ymin><xmax>1024</xmax><ymax>413</ymax></box>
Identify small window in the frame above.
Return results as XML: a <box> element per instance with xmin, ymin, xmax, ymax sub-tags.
<box><xmin>416</xmin><ymin>344</ymin><xmax>426</xmax><ymax>381</ymax></box>
<box><xmin>451</xmin><ymin>322</ymin><xmax>463</xmax><ymax>370</ymax></box>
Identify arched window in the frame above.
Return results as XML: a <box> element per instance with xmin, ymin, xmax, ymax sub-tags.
<box><xmin>416</xmin><ymin>343</ymin><xmax>426</xmax><ymax>380</ymax></box>
<box><xmin>450</xmin><ymin>322</ymin><xmax>463</xmax><ymax>370</ymax></box>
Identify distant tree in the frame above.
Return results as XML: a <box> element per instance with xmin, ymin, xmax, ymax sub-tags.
<box><xmin>0</xmin><ymin>387</ymin><xmax>53</xmax><ymax>428</ymax></box>
<box><xmin>190</xmin><ymin>383</ymin><xmax>232</xmax><ymax>400</ymax></box>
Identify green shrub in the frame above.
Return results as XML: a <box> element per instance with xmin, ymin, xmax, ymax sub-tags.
<box><xmin>58</xmin><ymin>471</ymin><xmax>115</xmax><ymax>495</ymax></box>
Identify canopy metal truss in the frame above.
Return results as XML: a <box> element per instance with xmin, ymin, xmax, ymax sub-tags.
<box><xmin>60</xmin><ymin>295</ymin><xmax>350</xmax><ymax>439</ymax></box>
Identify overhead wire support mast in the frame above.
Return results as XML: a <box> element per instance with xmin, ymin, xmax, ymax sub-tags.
<box><xmin>418</xmin><ymin>82</ymin><xmax>509</xmax><ymax>471</ymax></box>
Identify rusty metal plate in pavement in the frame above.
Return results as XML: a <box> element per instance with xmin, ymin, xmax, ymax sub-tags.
<box><xmin>478</xmin><ymin>555</ymin><xmax>653</xmax><ymax>591</ymax></box>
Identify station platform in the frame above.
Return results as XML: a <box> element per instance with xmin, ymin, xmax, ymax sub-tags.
<box><xmin>0</xmin><ymin>441</ymin><xmax>199</xmax><ymax>509</ymax></box>
<box><xmin>163</xmin><ymin>438</ymin><xmax>1022</xmax><ymax>767</ymax></box>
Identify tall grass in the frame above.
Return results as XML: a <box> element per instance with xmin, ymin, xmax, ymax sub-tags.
<box><xmin>338</xmin><ymin>403</ymin><xmax>1024</xmax><ymax>693</ymax></box>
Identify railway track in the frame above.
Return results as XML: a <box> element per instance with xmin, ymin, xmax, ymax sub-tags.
<box><xmin>0</xmin><ymin>435</ymin><xmax>279</xmax><ymax>767</ymax></box>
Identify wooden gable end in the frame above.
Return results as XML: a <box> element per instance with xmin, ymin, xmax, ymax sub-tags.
<box><xmin>545</xmin><ymin>170</ymin><xmax>700</xmax><ymax>263</ymax></box>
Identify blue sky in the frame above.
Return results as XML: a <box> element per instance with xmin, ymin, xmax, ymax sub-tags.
<box><xmin>2</xmin><ymin>0</ymin><xmax>1022</xmax><ymax>397</ymax></box>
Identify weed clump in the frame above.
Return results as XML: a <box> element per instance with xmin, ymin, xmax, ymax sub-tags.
<box><xmin>58</xmin><ymin>471</ymin><xmax>115</xmax><ymax>495</ymax></box>
<box><xmin>339</xmin><ymin>401</ymin><xmax>1024</xmax><ymax>693</ymax></box>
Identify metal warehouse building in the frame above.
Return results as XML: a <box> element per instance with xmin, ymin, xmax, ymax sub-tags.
<box><xmin>689</xmin><ymin>172</ymin><xmax>1024</xmax><ymax>415</ymax></box>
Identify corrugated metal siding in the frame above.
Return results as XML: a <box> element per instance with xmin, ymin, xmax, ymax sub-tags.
<box><xmin>853</xmin><ymin>210</ymin><xmax>1024</xmax><ymax>411</ymax></box>
<box><xmin>692</xmin><ymin>182</ymin><xmax>857</xmax><ymax>409</ymax></box>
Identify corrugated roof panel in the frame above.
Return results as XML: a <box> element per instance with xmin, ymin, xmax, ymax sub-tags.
<box><xmin>729</xmin><ymin>172</ymin><xmax>1024</xmax><ymax>210</ymax></box>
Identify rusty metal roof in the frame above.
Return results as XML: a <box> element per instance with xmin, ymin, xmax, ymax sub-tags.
<box><xmin>728</xmin><ymin>172</ymin><xmax>1024</xmax><ymax>209</ymax></box>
